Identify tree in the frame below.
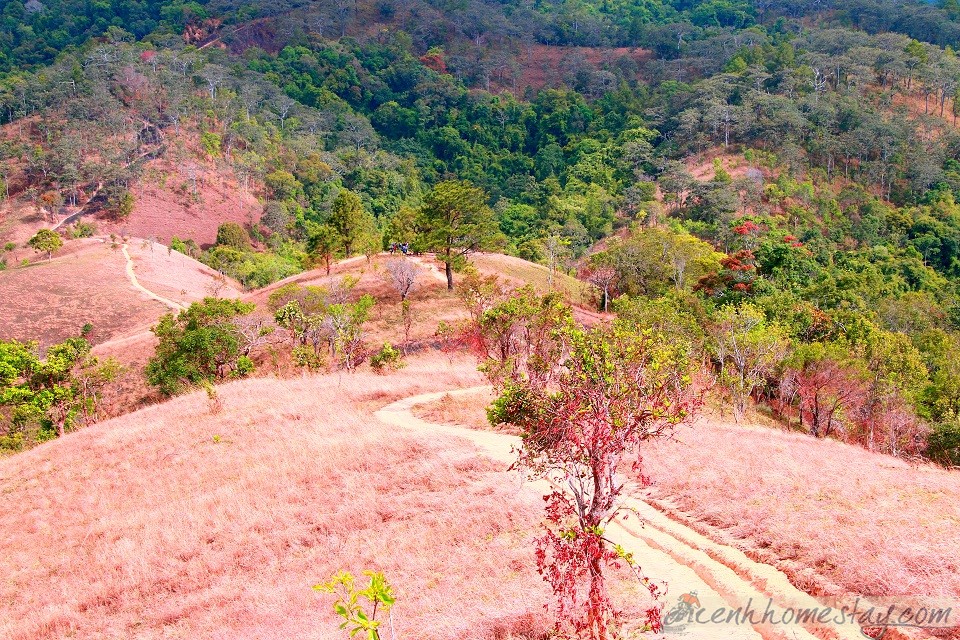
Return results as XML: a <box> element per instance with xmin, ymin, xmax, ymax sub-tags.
<box><xmin>384</xmin><ymin>257</ymin><xmax>422</xmax><ymax>301</ymax></box>
<box><xmin>708</xmin><ymin>303</ymin><xmax>790</xmax><ymax>422</ymax></box>
<box><xmin>1</xmin><ymin>337</ymin><xmax>119</xmax><ymax>449</ymax></box>
<box><xmin>215</xmin><ymin>222</ymin><xmax>250</xmax><ymax>249</ymax></box>
<box><xmin>28</xmin><ymin>228</ymin><xmax>63</xmax><ymax>260</ymax></box>
<box><xmin>327</xmin><ymin>294</ymin><xmax>376</xmax><ymax>370</ymax></box>
<box><xmin>483</xmin><ymin>295</ymin><xmax>697</xmax><ymax>639</ymax></box>
<box><xmin>781</xmin><ymin>342</ymin><xmax>868</xmax><ymax>439</ymax></box>
<box><xmin>330</xmin><ymin>189</ymin><xmax>374</xmax><ymax>258</ymax></box>
<box><xmin>583</xmin><ymin>255</ymin><xmax>618</xmax><ymax>313</ymax></box>
<box><xmin>307</xmin><ymin>224</ymin><xmax>340</xmax><ymax>275</ymax></box>
<box><xmin>416</xmin><ymin>180</ymin><xmax>503</xmax><ymax>290</ymax></box>
<box><xmin>146</xmin><ymin>298</ymin><xmax>256</xmax><ymax>396</ymax></box>
<box><xmin>541</xmin><ymin>234</ymin><xmax>570</xmax><ymax>288</ymax></box>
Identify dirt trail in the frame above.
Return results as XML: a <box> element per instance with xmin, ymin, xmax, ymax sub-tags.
<box><xmin>121</xmin><ymin>243</ymin><xmax>186</xmax><ymax>312</ymax></box>
<box><xmin>375</xmin><ymin>387</ymin><xmax>870</xmax><ymax>640</ymax></box>
<box><xmin>406</xmin><ymin>254</ymin><xmax>449</xmax><ymax>285</ymax></box>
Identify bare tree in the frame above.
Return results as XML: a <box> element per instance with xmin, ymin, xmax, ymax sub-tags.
<box><xmin>384</xmin><ymin>258</ymin><xmax>422</xmax><ymax>301</ymax></box>
<box><xmin>270</xmin><ymin>95</ymin><xmax>297</xmax><ymax>131</ymax></box>
<box><xmin>199</xmin><ymin>64</ymin><xmax>229</xmax><ymax>100</ymax></box>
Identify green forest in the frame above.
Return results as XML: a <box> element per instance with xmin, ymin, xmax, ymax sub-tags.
<box><xmin>2</xmin><ymin>0</ymin><xmax>960</xmax><ymax>464</ymax></box>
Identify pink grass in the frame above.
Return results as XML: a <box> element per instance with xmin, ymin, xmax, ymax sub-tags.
<box><xmin>641</xmin><ymin>416</ymin><xmax>960</xmax><ymax>599</ymax></box>
<box><xmin>0</xmin><ymin>355</ymin><xmax>550</xmax><ymax>639</ymax></box>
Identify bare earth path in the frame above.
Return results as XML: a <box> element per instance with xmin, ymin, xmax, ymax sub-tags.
<box><xmin>376</xmin><ymin>387</ymin><xmax>871</xmax><ymax>640</ymax></box>
<box><xmin>121</xmin><ymin>243</ymin><xmax>186</xmax><ymax>312</ymax></box>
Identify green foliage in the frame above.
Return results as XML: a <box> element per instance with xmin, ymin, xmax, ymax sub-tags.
<box><xmin>233</xmin><ymin>355</ymin><xmax>255</xmax><ymax>377</ymax></box>
<box><xmin>708</xmin><ymin>302</ymin><xmax>791</xmax><ymax>421</ymax></box>
<box><xmin>330</xmin><ymin>189</ymin><xmax>376</xmax><ymax>258</ymax></box>
<box><xmin>215</xmin><ymin>223</ymin><xmax>250</xmax><ymax>249</ymax></box>
<box><xmin>109</xmin><ymin>190</ymin><xmax>135</xmax><ymax>219</ymax></box>
<box><xmin>146</xmin><ymin>298</ymin><xmax>256</xmax><ymax>396</ymax></box>
<box><xmin>27</xmin><ymin>229</ymin><xmax>62</xmax><ymax>259</ymax></box>
<box><xmin>69</xmin><ymin>221</ymin><xmax>97</xmax><ymax>238</ymax></box>
<box><xmin>927</xmin><ymin>422</ymin><xmax>960</xmax><ymax>466</ymax></box>
<box><xmin>200</xmin><ymin>132</ymin><xmax>223</xmax><ymax>158</ymax></box>
<box><xmin>417</xmin><ymin>180</ymin><xmax>503</xmax><ymax>289</ymax></box>
<box><xmin>307</xmin><ymin>224</ymin><xmax>340</xmax><ymax>274</ymax></box>
<box><xmin>0</xmin><ymin>337</ymin><xmax>120</xmax><ymax>451</ymax></box>
<box><xmin>313</xmin><ymin>571</ymin><xmax>396</xmax><ymax>640</ymax></box>
<box><xmin>370</xmin><ymin>342</ymin><xmax>404</xmax><ymax>373</ymax></box>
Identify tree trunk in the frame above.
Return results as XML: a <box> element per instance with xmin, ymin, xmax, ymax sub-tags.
<box><xmin>445</xmin><ymin>259</ymin><xmax>454</xmax><ymax>290</ymax></box>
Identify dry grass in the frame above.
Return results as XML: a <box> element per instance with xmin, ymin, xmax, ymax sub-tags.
<box><xmin>125</xmin><ymin>240</ymin><xmax>243</xmax><ymax>303</ymax></box>
<box><xmin>104</xmin><ymin>154</ymin><xmax>263</xmax><ymax>246</ymax></box>
<box><xmin>0</xmin><ymin>239</ymin><xmax>166</xmax><ymax>348</ymax></box>
<box><xmin>247</xmin><ymin>254</ymin><xmax>467</xmax><ymax>347</ymax></box>
<box><xmin>470</xmin><ymin>253</ymin><xmax>590</xmax><ymax>306</ymax></box>
<box><xmin>0</xmin><ymin>237</ymin><xmax>241</xmax><ymax>349</ymax></box>
<box><xmin>405</xmin><ymin>385</ymin><xmax>960</xmax><ymax>602</ymax></box>
<box><xmin>412</xmin><ymin>389</ymin><xmax>499</xmax><ymax>433</ymax></box>
<box><xmin>640</xmin><ymin>416</ymin><xmax>960</xmax><ymax>600</ymax></box>
<box><xmin>0</xmin><ymin>353</ymin><xmax>554</xmax><ymax>640</ymax></box>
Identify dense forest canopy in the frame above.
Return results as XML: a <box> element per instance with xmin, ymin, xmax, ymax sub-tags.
<box><xmin>1</xmin><ymin>0</ymin><xmax>960</xmax><ymax>463</ymax></box>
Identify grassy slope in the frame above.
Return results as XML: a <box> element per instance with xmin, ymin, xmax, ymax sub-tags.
<box><xmin>0</xmin><ymin>238</ymin><xmax>243</xmax><ymax>348</ymax></box>
<box><xmin>0</xmin><ymin>354</ymin><xmax>552</xmax><ymax>640</ymax></box>
<box><xmin>409</xmin><ymin>387</ymin><xmax>960</xmax><ymax>602</ymax></box>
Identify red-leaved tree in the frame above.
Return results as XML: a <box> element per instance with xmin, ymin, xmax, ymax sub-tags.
<box><xmin>479</xmin><ymin>291</ymin><xmax>698</xmax><ymax>639</ymax></box>
<box><xmin>780</xmin><ymin>342</ymin><xmax>867</xmax><ymax>438</ymax></box>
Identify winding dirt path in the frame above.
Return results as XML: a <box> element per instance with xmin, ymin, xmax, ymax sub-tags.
<box><xmin>121</xmin><ymin>244</ymin><xmax>187</xmax><ymax>312</ymax></box>
<box><xmin>375</xmin><ymin>387</ymin><xmax>871</xmax><ymax>640</ymax></box>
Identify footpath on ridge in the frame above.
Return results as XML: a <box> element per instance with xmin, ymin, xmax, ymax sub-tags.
<box><xmin>375</xmin><ymin>387</ymin><xmax>876</xmax><ymax>640</ymax></box>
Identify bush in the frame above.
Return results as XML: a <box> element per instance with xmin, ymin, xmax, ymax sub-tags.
<box><xmin>370</xmin><ymin>342</ymin><xmax>404</xmax><ymax>373</ymax></box>
<box><xmin>146</xmin><ymin>298</ymin><xmax>256</xmax><ymax>395</ymax></box>
<box><xmin>234</xmin><ymin>355</ymin><xmax>255</xmax><ymax>377</ymax></box>
<box><xmin>928</xmin><ymin>422</ymin><xmax>960</xmax><ymax>466</ymax></box>
<box><xmin>200</xmin><ymin>132</ymin><xmax>222</xmax><ymax>158</ymax></box>
<box><xmin>215</xmin><ymin>223</ymin><xmax>250</xmax><ymax>249</ymax></box>
<box><xmin>70</xmin><ymin>221</ymin><xmax>97</xmax><ymax>238</ymax></box>
<box><xmin>292</xmin><ymin>345</ymin><xmax>326</xmax><ymax>370</ymax></box>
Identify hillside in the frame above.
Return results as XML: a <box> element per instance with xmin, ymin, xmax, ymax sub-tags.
<box><xmin>0</xmin><ymin>355</ymin><xmax>556</xmax><ymax>640</ymax></box>
<box><xmin>412</xmin><ymin>387</ymin><xmax>960</xmax><ymax>606</ymax></box>
<box><xmin>5</xmin><ymin>0</ymin><xmax>960</xmax><ymax>636</ymax></box>
<box><xmin>0</xmin><ymin>238</ymin><xmax>242</xmax><ymax>348</ymax></box>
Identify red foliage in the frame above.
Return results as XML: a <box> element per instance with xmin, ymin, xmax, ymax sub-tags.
<box><xmin>484</xmin><ymin>319</ymin><xmax>696</xmax><ymax>639</ymax></box>
<box><xmin>733</xmin><ymin>221</ymin><xmax>762</xmax><ymax>236</ymax></box>
<box><xmin>783</xmin><ymin>358</ymin><xmax>867</xmax><ymax>438</ymax></box>
<box><xmin>693</xmin><ymin>250</ymin><xmax>757</xmax><ymax>298</ymax></box>
<box><xmin>419</xmin><ymin>51</ymin><xmax>448</xmax><ymax>74</ymax></box>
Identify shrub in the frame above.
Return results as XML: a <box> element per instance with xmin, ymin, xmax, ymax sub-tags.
<box><xmin>70</xmin><ymin>221</ymin><xmax>97</xmax><ymax>238</ymax></box>
<box><xmin>233</xmin><ymin>355</ymin><xmax>255</xmax><ymax>377</ymax></box>
<box><xmin>370</xmin><ymin>342</ymin><xmax>404</xmax><ymax>373</ymax></box>
<box><xmin>146</xmin><ymin>298</ymin><xmax>256</xmax><ymax>395</ymax></box>
<box><xmin>215</xmin><ymin>223</ymin><xmax>250</xmax><ymax>249</ymax></box>
<box><xmin>292</xmin><ymin>345</ymin><xmax>326</xmax><ymax>370</ymax></box>
<box><xmin>314</xmin><ymin>571</ymin><xmax>395</xmax><ymax>640</ymax></box>
<box><xmin>200</xmin><ymin>131</ymin><xmax>222</xmax><ymax>157</ymax></box>
<box><xmin>928</xmin><ymin>422</ymin><xmax>960</xmax><ymax>466</ymax></box>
